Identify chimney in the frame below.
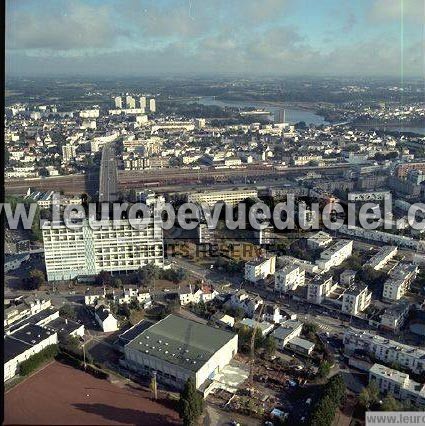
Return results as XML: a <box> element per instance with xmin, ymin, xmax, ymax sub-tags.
<box><xmin>65</xmin><ymin>319</ymin><xmax>68</xmax><ymax>324</ymax></box>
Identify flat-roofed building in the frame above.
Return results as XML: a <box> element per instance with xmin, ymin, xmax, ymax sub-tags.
<box><xmin>316</xmin><ymin>240</ymin><xmax>353</xmax><ymax>272</ymax></box>
<box><xmin>187</xmin><ymin>188</ymin><xmax>258</xmax><ymax>207</ymax></box>
<box><xmin>307</xmin><ymin>276</ymin><xmax>335</xmax><ymax>304</ymax></box>
<box><xmin>42</xmin><ymin>216</ymin><xmax>164</xmax><ymax>282</ymax></box>
<box><xmin>240</xmin><ymin>318</ymin><xmax>274</xmax><ymax>336</ymax></box>
<box><xmin>369</xmin><ymin>363</ymin><xmax>425</xmax><ymax>408</ymax></box>
<box><xmin>380</xmin><ymin>300</ymin><xmax>410</xmax><ymax>332</ymax></box>
<box><xmin>124</xmin><ymin>314</ymin><xmax>238</xmax><ymax>390</ymax></box>
<box><xmin>365</xmin><ymin>246</ymin><xmax>398</xmax><ymax>270</ymax></box>
<box><xmin>272</xmin><ymin>319</ymin><xmax>303</xmax><ymax>348</ymax></box>
<box><xmin>287</xmin><ymin>336</ymin><xmax>315</xmax><ymax>356</ymax></box>
<box><xmin>4</xmin><ymin>324</ymin><xmax>58</xmax><ymax>382</ymax></box>
<box><xmin>341</xmin><ymin>284</ymin><xmax>372</xmax><ymax>315</ymax></box>
<box><xmin>245</xmin><ymin>256</ymin><xmax>276</xmax><ymax>283</ymax></box>
<box><xmin>307</xmin><ymin>231</ymin><xmax>332</xmax><ymax>250</ymax></box>
<box><xmin>344</xmin><ymin>328</ymin><xmax>425</xmax><ymax>375</ymax></box>
<box><xmin>275</xmin><ymin>265</ymin><xmax>305</xmax><ymax>293</ymax></box>
<box><xmin>382</xmin><ymin>263</ymin><xmax>418</xmax><ymax>301</ymax></box>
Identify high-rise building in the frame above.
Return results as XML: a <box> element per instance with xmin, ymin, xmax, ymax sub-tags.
<box><xmin>42</xmin><ymin>194</ymin><xmax>165</xmax><ymax>281</ymax></box>
<box><xmin>140</xmin><ymin>96</ymin><xmax>147</xmax><ymax>109</ymax></box>
<box><xmin>126</xmin><ymin>96</ymin><xmax>136</xmax><ymax>109</ymax></box>
<box><xmin>62</xmin><ymin>144</ymin><xmax>77</xmax><ymax>163</ymax></box>
<box><xmin>114</xmin><ymin>96</ymin><xmax>123</xmax><ymax>109</ymax></box>
<box><xmin>149</xmin><ymin>98</ymin><xmax>156</xmax><ymax>113</ymax></box>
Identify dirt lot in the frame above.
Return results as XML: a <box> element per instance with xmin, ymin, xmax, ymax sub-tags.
<box><xmin>4</xmin><ymin>361</ymin><xmax>181</xmax><ymax>425</ymax></box>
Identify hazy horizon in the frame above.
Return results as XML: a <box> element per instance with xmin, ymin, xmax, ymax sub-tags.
<box><xmin>6</xmin><ymin>0</ymin><xmax>425</xmax><ymax>78</ymax></box>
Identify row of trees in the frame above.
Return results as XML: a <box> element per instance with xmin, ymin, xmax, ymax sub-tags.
<box><xmin>310</xmin><ymin>374</ymin><xmax>346</xmax><ymax>426</ymax></box>
<box><xmin>237</xmin><ymin>325</ymin><xmax>277</xmax><ymax>356</ymax></box>
<box><xmin>23</xmin><ymin>269</ymin><xmax>46</xmax><ymax>290</ymax></box>
<box><xmin>95</xmin><ymin>264</ymin><xmax>188</xmax><ymax>288</ymax></box>
<box><xmin>359</xmin><ymin>382</ymin><xmax>419</xmax><ymax>411</ymax></box>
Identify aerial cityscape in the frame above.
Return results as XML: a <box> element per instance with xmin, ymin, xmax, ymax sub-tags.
<box><xmin>3</xmin><ymin>1</ymin><xmax>425</xmax><ymax>425</ymax></box>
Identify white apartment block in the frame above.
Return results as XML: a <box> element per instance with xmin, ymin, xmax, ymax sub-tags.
<box><xmin>380</xmin><ymin>300</ymin><xmax>410</xmax><ymax>332</ymax></box>
<box><xmin>278</xmin><ymin>255</ymin><xmax>319</xmax><ymax>274</ymax></box>
<box><xmin>344</xmin><ymin>328</ymin><xmax>425</xmax><ymax>375</ymax></box>
<box><xmin>79</xmin><ymin>109</ymin><xmax>99</xmax><ymax>118</ymax></box>
<box><xmin>274</xmin><ymin>265</ymin><xmax>305</xmax><ymax>293</ymax></box>
<box><xmin>341</xmin><ymin>284</ymin><xmax>372</xmax><ymax>315</ymax></box>
<box><xmin>245</xmin><ymin>256</ymin><xmax>276</xmax><ymax>283</ymax></box>
<box><xmin>338</xmin><ymin>224</ymin><xmax>425</xmax><ymax>251</ymax></box>
<box><xmin>316</xmin><ymin>240</ymin><xmax>353</xmax><ymax>272</ymax></box>
<box><xmin>307</xmin><ymin>276</ymin><xmax>335</xmax><ymax>304</ymax></box>
<box><xmin>364</xmin><ymin>246</ymin><xmax>398</xmax><ymax>270</ymax></box>
<box><xmin>369</xmin><ymin>363</ymin><xmax>425</xmax><ymax>408</ymax></box>
<box><xmin>42</xmin><ymin>218</ymin><xmax>164</xmax><ymax>281</ymax></box>
<box><xmin>62</xmin><ymin>144</ymin><xmax>77</xmax><ymax>163</ymax></box>
<box><xmin>227</xmin><ymin>290</ymin><xmax>263</xmax><ymax>318</ymax></box>
<box><xmin>307</xmin><ymin>231</ymin><xmax>333</xmax><ymax>249</ymax></box>
<box><xmin>149</xmin><ymin>98</ymin><xmax>156</xmax><ymax>112</ymax></box>
<box><xmin>187</xmin><ymin>188</ymin><xmax>258</xmax><ymax>207</ymax></box>
<box><xmin>340</xmin><ymin>269</ymin><xmax>357</xmax><ymax>286</ymax></box>
<box><xmin>126</xmin><ymin>96</ymin><xmax>136</xmax><ymax>109</ymax></box>
<box><xmin>383</xmin><ymin>263</ymin><xmax>418</xmax><ymax>301</ymax></box>
<box><xmin>114</xmin><ymin>96</ymin><xmax>123</xmax><ymax>109</ymax></box>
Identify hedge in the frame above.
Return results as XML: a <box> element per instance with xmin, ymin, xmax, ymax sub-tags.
<box><xmin>55</xmin><ymin>350</ymin><xmax>109</xmax><ymax>380</ymax></box>
<box><xmin>19</xmin><ymin>344</ymin><xmax>58</xmax><ymax>376</ymax></box>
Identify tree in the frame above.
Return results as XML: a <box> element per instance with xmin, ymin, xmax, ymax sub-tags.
<box><xmin>381</xmin><ymin>396</ymin><xmax>402</xmax><ymax>411</ymax></box>
<box><xmin>113</xmin><ymin>278</ymin><xmax>123</xmax><ymax>289</ymax></box>
<box><xmin>96</xmin><ymin>270</ymin><xmax>111</xmax><ymax>286</ymax></box>
<box><xmin>318</xmin><ymin>360</ymin><xmax>332</xmax><ymax>379</ymax></box>
<box><xmin>263</xmin><ymin>335</ymin><xmax>277</xmax><ymax>356</ymax></box>
<box><xmin>138</xmin><ymin>264</ymin><xmax>159</xmax><ymax>287</ymax></box>
<box><xmin>178</xmin><ymin>377</ymin><xmax>203</xmax><ymax>426</ymax></box>
<box><xmin>59</xmin><ymin>304</ymin><xmax>76</xmax><ymax>320</ymax></box>
<box><xmin>310</xmin><ymin>374</ymin><xmax>346</xmax><ymax>426</ymax></box>
<box><xmin>304</xmin><ymin>322</ymin><xmax>319</xmax><ymax>334</ymax></box>
<box><xmin>24</xmin><ymin>269</ymin><xmax>46</xmax><ymax>290</ymax></box>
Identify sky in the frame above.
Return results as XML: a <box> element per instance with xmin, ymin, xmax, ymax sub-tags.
<box><xmin>5</xmin><ymin>0</ymin><xmax>425</xmax><ymax>78</ymax></box>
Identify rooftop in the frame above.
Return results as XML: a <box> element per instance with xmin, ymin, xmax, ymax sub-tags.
<box><xmin>125</xmin><ymin>314</ymin><xmax>237</xmax><ymax>372</ymax></box>
<box><xmin>4</xmin><ymin>335</ymin><xmax>33</xmax><ymax>363</ymax></box>
<box><xmin>8</xmin><ymin>324</ymin><xmax>55</xmax><ymax>346</ymax></box>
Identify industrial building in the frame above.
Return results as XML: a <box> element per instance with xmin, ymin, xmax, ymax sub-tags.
<box><xmin>124</xmin><ymin>314</ymin><xmax>238</xmax><ymax>391</ymax></box>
